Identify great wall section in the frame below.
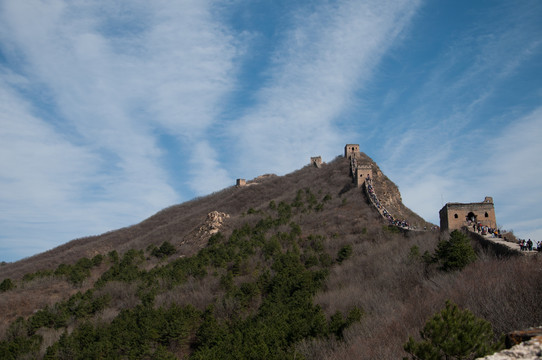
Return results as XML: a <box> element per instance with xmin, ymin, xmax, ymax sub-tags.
<box><xmin>235</xmin><ymin>143</ymin><xmax>539</xmax><ymax>257</ymax></box>
<box><xmin>341</xmin><ymin>144</ymin><xmax>539</xmax><ymax>256</ymax></box>
<box><xmin>345</xmin><ymin>144</ymin><xmax>423</xmax><ymax>231</ymax></box>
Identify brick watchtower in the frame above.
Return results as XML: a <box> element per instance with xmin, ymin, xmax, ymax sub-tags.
<box><xmin>439</xmin><ymin>197</ymin><xmax>497</xmax><ymax>231</ymax></box>
<box><xmin>344</xmin><ymin>144</ymin><xmax>360</xmax><ymax>159</ymax></box>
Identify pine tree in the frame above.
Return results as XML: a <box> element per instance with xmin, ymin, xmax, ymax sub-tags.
<box><xmin>404</xmin><ymin>300</ymin><xmax>503</xmax><ymax>360</ymax></box>
<box><xmin>435</xmin><ymin>230</ymin><xmax>476</xmax><ymax>271</ymax></box>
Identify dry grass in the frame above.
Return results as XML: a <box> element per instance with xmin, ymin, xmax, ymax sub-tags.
<box><xmin>94</xmin><ymin>281</ymin><xmax>140</xmax><ymax>311</ymax></box>
<box><xmin>0</xmin><ymin>276</ymin><xmax>79</xmax><ymax>330</ymax></box>
<box><xmin>1</xmin><ymin>155</ymin><xmax>538</xmax><ymax>359</ymax></box>
<box><xmin>154</xmin><ymin>276</ymin><xmax>222</xmax><ymax>311</ymax></box>
<box><xmin>307</xmin><ymin>232</ymin><xmax>542</xmax><ymax>359</ymax></box>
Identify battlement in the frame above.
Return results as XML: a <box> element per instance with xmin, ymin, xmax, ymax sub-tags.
<box><xmin>310</xmin><ymin>156</ymin><xmax>323</xmax><ymax>168</ymax></box>
<box><xmin>439</xmin><ymin>197</ymin><xmax>497</xmax><ymax>231</ymax></box>
<box><xmin>344</xmin><ymin>144</ymin><xmax>360</xmax><ymax>159</ymax></box>
<box><xmin>354</xmin><ymin>165</ymin><xmax>372</xmax><ymax>187</ymax></box>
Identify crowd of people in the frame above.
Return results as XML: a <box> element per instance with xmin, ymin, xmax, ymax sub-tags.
<box><xmin>469</xmin><ymin>221</ymin><xmax>500</xmax><ymax>237</ymax></box>
<box><xmin>365</xmin><ymin>177</ymin><xmax>411</xmax><ymax>229</ymax></box>
<box><xmin>518</xmin><ymin>239</ymin><xmax>541</xmax><ymax>252</ymax></box>
<box><xmin>469</xmin><ymin>220</ymin><xmax>541</xmax><ymax>252</ymax></box>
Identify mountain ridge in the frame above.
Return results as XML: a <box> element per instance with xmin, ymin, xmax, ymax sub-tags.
<box><xmin>0</xmin><ymin>153</ymin><xmax>429</xmax><ymax>281</ymax></box>
<box><xmin>1</xmin><ymin>151</ymin><xmax>539</xmax><ymax>359</ymax></box>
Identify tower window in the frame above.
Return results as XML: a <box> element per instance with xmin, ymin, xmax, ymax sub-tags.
<box><xmin>485</xmin><ymin>212</ymin><xmax>488</xmax><ymax>217</ymax></box>
<box><xmin>454</xmin><ymin>214</ymin><xmax>458</xmax><ymax>219</ymax></box>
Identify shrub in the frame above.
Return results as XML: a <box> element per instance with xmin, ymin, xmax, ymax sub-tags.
<box><xmin>337</xmin><ymin>245</ymin><xmax>353</xmax><ymax>264</ymax></box>
<box><xmin>0</xmin><ymin>278</ymin><xmax>15</xmax><ymax>292</ymax></box>
<box><xmin>152</xmin><ymin>241</ymin><xmax>176</xmax><ymax>258</ymax></box>
<box><xmin>328</xmin><ymin>307</ymin><xmax>363</xmax><ymax>339</ymax></box>
<box><xmin>404</xmin><ymin>300</ymin><xmax>503</xmax><ymax>360</ymax></box>
<box><xmin>22</xmin><ymin>269</ymin><xmax>53</xmax><ymax>282</ymax></box>
<box><xmin>435</xmin><ymin>231</ymin><xmax>476</xmax><ymax>272</ymax></box>
<box><xmin>91</xmin><ymin>254</ymin><xmax>104</xmax><ymax>266</ymax></box>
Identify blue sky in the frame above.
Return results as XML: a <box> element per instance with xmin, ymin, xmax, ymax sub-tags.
<box><xmin>1</xmin><ymin>0</ymin><xmax>541</xmax><ymax>262</ymax></box>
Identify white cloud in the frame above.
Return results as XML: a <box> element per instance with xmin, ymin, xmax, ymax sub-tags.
<box><xmin>0</xmin><ymin>0</ymin><xmax>239</xmax><ymax>260</ymax></box>
<box><xmin>188</xmin><ymin>140</ymin><xmax>233</xmax><ymax>195</ymax></box>
<box><xmin>481</xmin><ymin>107</ymin><xmax>542</xmax><ymax>238</ymax></box>
<box><xmin>2</xmin><ymin>0</ymin><xmax>540</xmax><ymax>262</ymax></box>
<box><xmin>373</xmin><ymin>3</ymin><xmax>542</xmax><ymax>238</ymax></box>
<box><xmin>226</xmin><ymin>0</ymin><xmax>421</xmax><ymax>178</ymax></box>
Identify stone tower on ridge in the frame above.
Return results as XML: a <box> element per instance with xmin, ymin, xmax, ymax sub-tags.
<box><xmin>344</xmin><ymin>144</ymin><xmax>372</xmax><ymax>187</ymax></box>
<box><xmin>439</xmin><ymin>197</ymin><xmax>497</xmax><ymax>231</ymax></box>
<box><xmin>354</xmin><ymin>165</ymin><xmax>372</xmax><ymax>187</ymax></box>
<box><xmin>344</xmin><ymin>144</ymin><xmax>360</xmax><ymax>159</ymax></box>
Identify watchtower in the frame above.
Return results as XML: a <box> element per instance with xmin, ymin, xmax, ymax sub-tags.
<box><xmin>439</xmin><ymin>197</ymin><xmax>497</xmax><ymax>231</ymax></box>
<box><xmin>344</xmin><ymin>144</ymin><xmax>360</xmax><ymax>159</ymax></box>
<box><xmin>310</xmin><ymin>156</ymin><xmax>323</xmax><ymax>168</ymax></box>
<box><xmin>355</xmin><ymin>165</ymin><xmax>372</xmax><ymax>187</ymax></box>
<box><xmin>236</xmin><ymin>179</ymin><xmax>246</xmax><ymax>187</ymax></box>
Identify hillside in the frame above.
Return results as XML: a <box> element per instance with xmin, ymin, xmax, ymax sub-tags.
<box><xmin>0</xmin><ymin>153</ymin><xmax>540</xmax><ymax>359</ymax></box>
<box><xmin>0</xmin><ymin>153</ymin><xmax>428</xmax><ymax>281</ymax></box>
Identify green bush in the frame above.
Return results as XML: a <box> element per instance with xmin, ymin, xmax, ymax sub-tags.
<box><xmin>44</xmin><ymin>304</ymin><xmax>200</xmax><ymax>359</ymax></box>
<box><xmin>435</xmin><ymin>230</ymin><xmax>476</xmax><ymax>271</ymax></box>
<box><xmin>404</xmin><ymin>300</ymin><xmax>503</xmax><ymax>360</ymax></box>
<box><xmin>91</xmin><ymin>254</ymin><xmax>104</xmax><ymax>266</ymax></box>
<box><xmin>151</xmin><ymin>241</ymin><xmax>176</xmax><ymax>258</ymax></box>
<box><xmin>22</xmin><ymin>269</ymin><xmax>53</xmax><ymax>282</ymax></box>
<box><xmin>54</xmin><ymin>256</ymin><xmax>103</xmax><ymax>286</ymax></box>
<box><xmin>0</xmin><ymin>278</ymin><xmax>15</xmax><ymax>292</ymax></box>
<box><xmin>328</xmin><ymin>307</ymin><xmax>363</xmax><ymax>339</ymax></box>
<box><xmin>337</xmin><ymin>244</ymin><xmax>353</xmax><ymax>263</ymax></box>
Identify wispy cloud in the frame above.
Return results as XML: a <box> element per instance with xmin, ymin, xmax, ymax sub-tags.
<box><xmin>0</xmin><ymin>0</ymin><xmax>238</xmax><ymax>259</ymax></box>
<box><xmin>1</xmin><ymin>0</ymin><xmax>541</xmax><ymax>261</ymax></box>
<box><xmin>225</xmin><ymin>0</ymin><xmax>421</xmax><ymax>177</ymax></box>
<box><xmin>375</xmin><ymin>1</ymin><xmax>542</xmax><ymax>232</ymax></box>
<box><xmin>481</xmin><ymin>107</ymin><xmax>542</xmax><ymax>238</ymax></box>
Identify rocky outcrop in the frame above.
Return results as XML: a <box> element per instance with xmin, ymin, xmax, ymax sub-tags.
<box><xmin>182</xmin><ymin>211</ymin><xmax>230</xmax><ymax>249</ymax></box>
<box><xmin>478</xmin><ymin>327</ymin><xmax>542</xmax><ymax>360</ymax></box>
<box><xmin>197</xmin><ymin>211</ymin><xmax>229</xmax><ymax>236</ymax></box>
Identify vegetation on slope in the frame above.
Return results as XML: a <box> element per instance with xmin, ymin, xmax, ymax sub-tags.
<box><xmin>404</xmin><ymin>300</ymin><xmax>504</xmax><ymax>360</ymax></box>
<box><xmin>1</xmin><ymin>189</ymin><xmax>365</xmax><ymax>359</ymax></box>
<box><xmin>0</xmin><ymin>156</ymin><xmax>540</xmax><ymax>359</ymax></box>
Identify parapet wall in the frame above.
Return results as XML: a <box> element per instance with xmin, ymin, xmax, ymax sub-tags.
<box><xmin>355</xmin><ymin>165</ymin><xmax>372</xmax><ymax>188</ymax></box>
<box><xmin>310</xmin><ymin>156</ymin><xmax>323</xmax><ymax>168</ymax></box>
<box><xmin>467</xmin><ymin>230</ymin><xmax>519</xmax><ymax>257</ymax></box>
<box><xmin>344</xmin><ymin>144</ymin><xmax>360</xmax><ymax>158</ymax></box>
<box><xmin>440</xmin><ymin>198</ymin><xmax>496</xmax><ymax>231</ymax></box>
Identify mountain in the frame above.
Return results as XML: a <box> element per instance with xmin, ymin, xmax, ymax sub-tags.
<box><xmin>0</xmin><ymin>153</ymin><xmax>540</xmax><ymax>359</ymax></box>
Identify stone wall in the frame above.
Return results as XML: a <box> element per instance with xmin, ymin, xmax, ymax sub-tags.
<box><xmin>440</xmin><ymin>197</ymin><xmax>496</xmax><ymax>231</ymax></box>
<box><xmin>344</xmin><ymin>144</ymin><xmax>360</xmax><ymax>158</ymax></box>
<box><xmin>355</xmin><ymin>165</ymin><xmax>372</xmax><ymax>188</ymax></box>
<box><xmin>310</xmin><ymin>156</ymin><xmax>323</xmax><ymax>168</ymax></box>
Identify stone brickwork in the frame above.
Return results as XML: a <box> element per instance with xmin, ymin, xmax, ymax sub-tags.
<box><xmin>439</xmin><ymin>197</ymin><xmax>496</xmax><ymax>231</ymax></box>
<box><xmin>310</xmin><ymin>156</ymin><xmax>323</xmax><ymax>168</ymax></box>
<box><xmin>355</xmin><ymin>165</ymin><xmax>372</xmax><ymax>188</ymax></box>
<box><xmin>344</xmin><ymin>144</ymin><xmax>360</xmax><ymax>158</ymax></box>
<box><xmin>236</xmin><ymin>179</ymin><xmax>246</xmax><ymax>187</ymax></box>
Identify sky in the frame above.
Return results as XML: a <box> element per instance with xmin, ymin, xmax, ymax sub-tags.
<box><xmin>1</xmin><ymin>0</ymin><xmax>541</xmax><ymax>262</ymax></box>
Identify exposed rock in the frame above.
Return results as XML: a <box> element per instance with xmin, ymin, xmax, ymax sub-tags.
<box><xmin>252</xmin><ymin>174</ymin><xmax>277</xmax><ymax>182</ymax></box>
<box><xmin>198</xmin><ymin>211</ymin><xmax>230</xmax><ymax>236</ymax></box>
<box><xmin>181</xmin><ymin>211</ymin><xmax>230</xmax><ymax>249</ymax></box>
<box><xmin>478</xmin><ymin>327</ymin><xmax>542</xmax><ymax>360</ymax></box>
